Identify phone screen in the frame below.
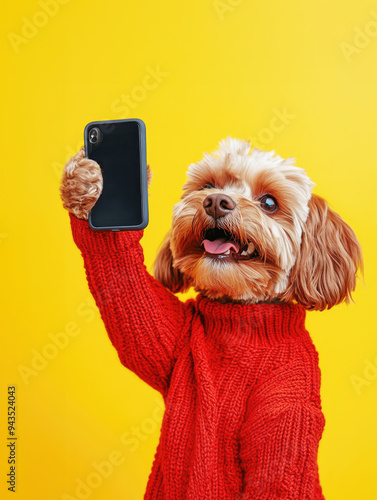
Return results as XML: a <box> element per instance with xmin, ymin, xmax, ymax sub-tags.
<box><xmin>86</xmin><ymin>120</ymin><xmax>145</xmax><ymax>229</ymax></box>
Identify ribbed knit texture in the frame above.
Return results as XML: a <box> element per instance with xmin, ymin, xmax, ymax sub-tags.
<box><xmin>69</xmin><ymin>213</ymin><xmax>326</xmax><ymax>499</ymax></box>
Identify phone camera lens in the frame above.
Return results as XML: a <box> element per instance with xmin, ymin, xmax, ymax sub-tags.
<box><xmin>89</xmin><ymin>127</ymin><xmax>101</xmax><ymax>144</ymax></box>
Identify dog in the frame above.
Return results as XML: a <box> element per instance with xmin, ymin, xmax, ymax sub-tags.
<box><xmin>61</xmin><ymin>138</ymin><xmax>362</xmax><ymax>499</ymax></box>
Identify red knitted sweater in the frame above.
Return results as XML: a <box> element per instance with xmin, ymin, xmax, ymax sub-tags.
<box><xmin>69</xmin><ymin>213</ymin><xmax>326</xmax><ymax>499</ymax></box>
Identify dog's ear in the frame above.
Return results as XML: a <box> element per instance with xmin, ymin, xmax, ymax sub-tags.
<box><xmin>282</xmin><ymin>194</ymin><xmax>363</xmax><ymax>311</ymax></box>
<box><xmin>154</xmin><ymin>231</ymin><xmax>189</xmax><ymax>293</ymax></box>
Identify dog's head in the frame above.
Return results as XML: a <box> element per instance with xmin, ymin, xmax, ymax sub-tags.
<box><xmin>154</xmin><ymin>138</ymin><xmax>362</xmax><ymax>310</ymax></box>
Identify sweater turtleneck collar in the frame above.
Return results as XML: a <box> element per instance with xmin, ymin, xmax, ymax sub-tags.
<box><xmin>195</xmin><ymin>294</ymin><xmax>308</xmax><ymax>348</ymax></box>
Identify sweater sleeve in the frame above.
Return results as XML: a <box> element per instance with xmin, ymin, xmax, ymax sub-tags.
<box><xmin>239</xmin><ymin>351</ymin><xmax>326</xmax><ymax>499</ymax></box>
<box><xmin>69</xmin><ymin>212</ymin><xmax>190</xmax><ymax>396</ymax></box>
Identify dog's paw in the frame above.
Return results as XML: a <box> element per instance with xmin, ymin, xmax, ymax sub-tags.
<box><xmin>60</xmin><ymin>148</ymin><xmax>103</xmax><ymax>220</ymax></box>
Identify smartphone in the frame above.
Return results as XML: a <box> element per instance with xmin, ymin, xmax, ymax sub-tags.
<box><xmin>84</xmin><ymin>118</ymin><xmax>148</xmax><ymax>231</ymax></box>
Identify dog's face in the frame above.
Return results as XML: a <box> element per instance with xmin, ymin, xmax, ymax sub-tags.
<box><xmin>155</xmin><ymin>138</ymin><xmax>362</xmax><ymax>310</ymax></box>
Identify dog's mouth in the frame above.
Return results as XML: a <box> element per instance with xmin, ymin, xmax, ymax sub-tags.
<box><xmin>201</xmin><ymin>228</ymin><xmax>259</xmax><ymax>261</ymax></box>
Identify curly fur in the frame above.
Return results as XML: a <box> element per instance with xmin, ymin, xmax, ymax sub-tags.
<box><xmin>60</xmin><ymin>138</ymin><xmax>362</xmax><ymax>309</ymax></box>
<box><xmin>280</xmin><ymin>194</ymin><xmax>363</xmax><ymax>310</ymax></box>
<box><xmin>60</xmin><ymin>148</ymin><xmax>103</xmax><ymax>220</ymax></box>
<box><xmin>60</xmin><ymin>147</ymin><xmax>152</xmax><ymax>220</ymax></box>
<box><xmin>154</xmin><ymin>137</ymin><xmax>363</xmax><ymax>308</ymax></box>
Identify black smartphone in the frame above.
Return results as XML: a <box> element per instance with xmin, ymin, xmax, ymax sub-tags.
<box><xmin>84</xmin><ymin>118</ymin><xmax>148</xmax><ymax>231</ymax></box>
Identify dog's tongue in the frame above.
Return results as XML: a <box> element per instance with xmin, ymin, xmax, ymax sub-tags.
<box><xmin>202</xmin><ymin>239</ymin><xmax>239</xmax><ymax>255</ymax></box>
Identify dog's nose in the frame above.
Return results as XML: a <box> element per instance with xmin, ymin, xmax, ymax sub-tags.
<box><xmin>203</xmin><ymin>193</ymin><xmax>236</xmax><ymax>219</ymax></box>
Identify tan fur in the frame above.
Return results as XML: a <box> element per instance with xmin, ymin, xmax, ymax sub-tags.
<box><xmin>60</xmin><ymin>147</ymin><xmax>152</xmax><ymax>220</ymax></box>
<box><xmin>154</xmin><ymin>138</ymin><xmax>363</xmax><ymax>308</ymax></box>
<box><xmin>60</xmin><ymin>148</ymin><xmax>103</xmax><ymax>220</ymax></box>
<box><xmin>280</xmin><ymin>194</ymin><xmax>363</xmax><ymax>310</ymax></box>
<box><xmin>60</xmin><ymin>139</ymin><xmax>362</xmax><ymax>309</ymax></box>
<box><xmin>154</xmin><ymin>230</ymin><xmax>190</xmax><ymax>293</ymax></box>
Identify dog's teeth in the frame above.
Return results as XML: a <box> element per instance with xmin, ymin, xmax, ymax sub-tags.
<box><xmin>223</xmin><ymin>249</ymin><xmax>230</xmax><ymax>255</ymax></box>
<box><xmin>240</xmin><ymin>251</ymin><xmax>248</xmax><ymax>256</ymax></box>
<box><xmin>247</xmin><ymin>243</ymin><xmax>256</xmax><ymax>254</ymax></box>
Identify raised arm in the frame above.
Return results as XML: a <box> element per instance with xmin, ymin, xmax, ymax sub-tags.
<box><xmin>61</xmin><ymin>150</ymin><xmax>190</xmax><ymax>396</ymax></box>
<box><xmin>239</xmin><ymin>346</ymin><xmax>326</xmax><ymax>499</ymax></box>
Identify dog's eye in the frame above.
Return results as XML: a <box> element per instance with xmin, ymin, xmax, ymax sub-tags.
<box><xmin>259</xmin><ymin>195</ymin><xmax>278</xmax><ymax>213</ymax></box>
<box><xmin>201</xmin><ymin>183</ymin><xmax>215</xmax><ymax>190</ymax></box>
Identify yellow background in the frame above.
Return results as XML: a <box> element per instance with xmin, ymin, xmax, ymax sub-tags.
<box><xmin>1</xmin><ymin>0</ymin><xmax>376</xmax><ymax>498</ymax></box>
